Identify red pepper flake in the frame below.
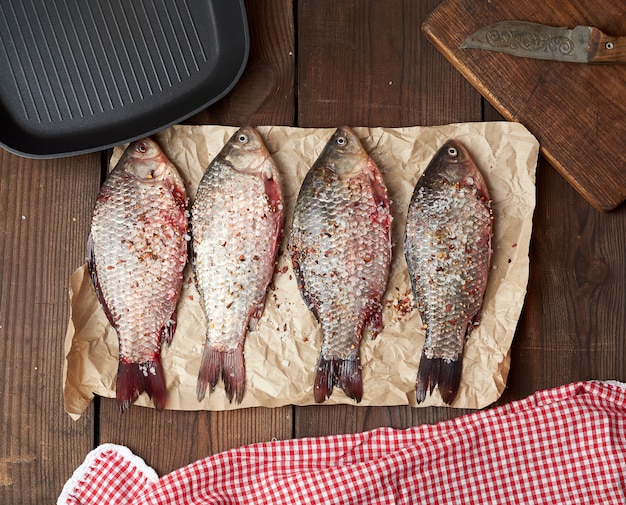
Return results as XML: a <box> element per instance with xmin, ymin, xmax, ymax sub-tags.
<box><xmin>512</xmin><ymin>243</ymin><xmax>517</xmax><ymax>248</ymax></box>
<box><xmin>189</xmin><ymin>295</ymin><xmax>194</xmax><ymax>301</ymax></box>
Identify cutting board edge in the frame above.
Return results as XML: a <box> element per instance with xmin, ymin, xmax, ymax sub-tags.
<box><xmin>421</xmin><ymin>16</ymin><xmax>625</xmax><ymax>212</ymax></box>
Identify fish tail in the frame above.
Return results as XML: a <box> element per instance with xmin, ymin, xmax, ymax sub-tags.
<box><xmin>197</xmin><ymin>345</ymin><xmax>246</xmax><ymax>404</ymax></box>
<box><xmin>415</xmin><ymin>354</ymin><xmax>462</xmax><ymax>405</ymax></box>
<box><xmin>116</xmin><ymin>357</ymin><xmax>167</xmax><ymax>413</ymax></box>
<box><xmin>223</xmin><ymin>347</ymin><xmax>246</xmax><ymax>404</ymax></box>
<box><xmin>314</xmin><ymin>356</ymin><xmax>363</xmax><ymax>403</ymax></box>
<box><xmin>339</xmin><ymin>357</ymin><xmax>363</xmax><ymax>403</ymax></box>
<box><xmin>196</xmin><ymin>346</ymin><xmax>221</xmax><ymax>402</ymax></box>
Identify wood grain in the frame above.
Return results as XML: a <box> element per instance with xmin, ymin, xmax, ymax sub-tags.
<box><xmin>1</xmin><ymin>2</ymin><xmax>625</xmax><ymax>502</ymax></box>
<box><xmin>100</xmin><ymin>407</ymin><xmax>293</xmax><ymax>476</ymax></box>
<box><xmin>0</xmin><ymin>150</ymin><xmax>100</xmax><ymax>503</ymax></box>
<box><xmin>423</xmin><ymin>0</ymin><xmax>626</xmax><ymax>210</ymax></box>
<box><xmin>297</xmin><ymin>0</ymin><xmax>481</xmax><ymax>128</ymax></box>
<box><xmin>498</xmin><ymin>157</ymin><xmax>626</xmax><ymax>405</ymax></box>
<box><xmin>294</xmin><ymin>0</ymin><xmax>483</xmax><ymax>438</ymax></box>
<box><xmin>190</xmin><ymin>0</ymin><xmax>296</xmax><ymax>127</ymax></box>
<box><xmin>97</xmin><ymin>0</ymin><xmax>296</xmax><ymax>474</ymax></box>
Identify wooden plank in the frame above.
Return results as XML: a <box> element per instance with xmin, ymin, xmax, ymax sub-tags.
<box><xmin>0</xmin><ymin>150</ymin><xmax>100</xmax><ymax>504</ymax></box>
<box><xmin>483</xmin><ymin>99</ymin><xmax>626</xmax><ymax>403</ymax></box>
<box><xmin>99</xmin><ymin>407</ymin><xmax>293</xmax><ymax>477</ymax></box>
<box><xmin>98</xmin><ymin>0</ymin><xmax>296</xmax><ymax>475</ymax></box>
<box><xmin>422</xmin><ymin>0</ymin><xmax>626</xmax><ymax>211</ymax></box>
<box><xmin>294</xmin><ymin>0</ymin><xmax>483</xmax><ymax>438</ymax></box>
<box><xmin>497</xmin><ymin>157</ymin><xmax>626</xmax><ymax>405</ymax></box>
<box><xmin>190</xmin><ymin>0</ymin><xmax>296</xmax><ymax>127</ymax></box>
<box><xmin>297</xmin><ymin>0</ymin><xmax>481</xmax><ymax>128</ymax></box>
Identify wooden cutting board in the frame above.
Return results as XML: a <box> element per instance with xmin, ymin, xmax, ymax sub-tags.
<box><xmin>423</xmin><ymin>0</ymin><xmax>626</xmax><ymax>211</ymax></box>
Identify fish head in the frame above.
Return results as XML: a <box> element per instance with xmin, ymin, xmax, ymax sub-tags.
<box><xmin>220</xmin><ymin>126</ymin><xmax>270</xmax><ymax>174</ymax></box>
<box><xmin>119</xmin><ymin>138</ymin><xmax>184</xmax><ymax>184</ymax></box>
<box><xmin>117</xmin><ymin>137</ymin><xmax>187</xmax><ymax>208</ymax></box>
<box><xmin>423</xmin><ymin>140</ymin><xmax>490</xmax><ymax>200</ymax></box>
<box><xmin>317</xmin><ymin>127</ymin><xmax>369</xmax><ymax>177</ymax></box>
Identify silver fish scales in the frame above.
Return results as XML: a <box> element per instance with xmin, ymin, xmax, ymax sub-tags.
<box><xmin>290</xmin><ymin>127</ymin><xmax>392</xmax><ymax>403</ymax></box>
<box><xmin>191</xmin><ymin>126</ymin><xmax>284</xmax><ymax>404</ymax></box>
<box><xmin>88</xmin><ymin>138</ymin><xmax>188</xmax><ymax>412</ymax></box>
<box><xmin>404</xmin><ymin>140</ymin><xmax>493</xmax><ymax>404</ymax></box>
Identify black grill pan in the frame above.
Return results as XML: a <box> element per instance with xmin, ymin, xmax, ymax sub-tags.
<box><xmin>0</xmin><ymin>0</ymin><xmax>248</xmax><ymax>158</ymax></box>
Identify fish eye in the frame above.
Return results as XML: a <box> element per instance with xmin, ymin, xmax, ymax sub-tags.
<box><xmin>136</xmin><ymin>142</ymin><xmax>148</xmax><ymax>154</ymax></box>
<box><xmin>238</xmin><ymin>133</ymin><xmax>249</xmax><ymax>144</ymax></box>
<box><xmin>447</xmin><ymin>146</ymin><xmax>458</xmax><ymax>157</ymax></box>
<box><xmin>335</xmin><ymin>136</ymin><xmax>347</xmax><ymax>146</ymax></box>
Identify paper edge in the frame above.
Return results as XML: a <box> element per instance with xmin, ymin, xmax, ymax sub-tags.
<box><xmin>63</xmin><ymin>121</ymin><xmax>540</xmax><ymax>417</ymax></box>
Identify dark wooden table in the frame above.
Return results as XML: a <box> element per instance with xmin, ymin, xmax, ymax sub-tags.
<box><xmin>1</xmin><ymin>1</ymin><xmax>625</xmax><ymax>502</ymax></box>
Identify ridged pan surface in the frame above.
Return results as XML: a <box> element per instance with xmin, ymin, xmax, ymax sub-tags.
<box><xmin>0</xmin><ymin>0</ymin><xmax>248</xmax><ymax>158</ymax></box>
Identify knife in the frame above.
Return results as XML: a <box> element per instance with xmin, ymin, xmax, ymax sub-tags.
<box><xmin>460</xmin><ymin>20</ymin><xmax>626</xmax><ymax>63</ymax></box>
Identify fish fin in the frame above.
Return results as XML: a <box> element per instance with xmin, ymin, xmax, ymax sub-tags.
<box><xmin>338</xmin><ymin>357</ymin><xmax>363</xmax><ymax>403</ymax></box>
<box><xmin>468</xmin><ymin>312</ymin><xmax>482</xmax><ymax>335</ymax></box>
<box><xmin>366</xmin><ymin>159</ymin><xmax>391</xmax><ymax>210</ymax></box>
<box><xmin>263</xmin><ymin>168</ymin><xmax>284</xmax><ymax>224</ymax></box>
<box><xmin>116</xmin><ymin>357</ymin><xmax>167</xmax><ymax>412</ymax></box>
<box><xmin>196</xmin><ymin>346</ymin><xmax>221</xmax><ymax>402</ymax></box>
<box><xmin>163</xmin><ymin>162</ymin><xmax>188</xmax><ymax>212</ymax></box>
<box><xmin>86</xmin><ymin>233</ymin><xmax>95</xmax><ymax>278</ymax></box>
<box><xmin>363</xmin><ymin>302</ymin><xmax>384</xmax><ymax>340</ymax></box>
<box><xmin>86</xmin><ymin>234</ymin><xmax>117</xmax><ymax>329</ymax></box>
<box><xmin>197</xmin><ymin>345</ymin><xmax>246</xmax><ymax>404</ymax></box>
<box><xmin>415</xmin><ymin>355</ymin><xmax>462</xmax><ymax>405</ymax></box>
<box><xmin>161</xmin><ymin>312</ymin><xmax>177</xmax><ymax>347</ymax></box>
<box><xmin>247</xmin><ymin>299</ymin><xmax>267</xmax><ymax>332</ymax></box>
<box><xmin>314</xmin><ymin>357</ymin><xmax>334</xmax><ymax>402</ymax></box>
<box><xmin>145</xmin><ymin>357</ymin><xmax>168</xmax><ymax>411</ymax></box>
<box><xmin>263</xmin><ymin>166</ymin><xmax>285</xmax><ymax>278</ymax></box>
<box><xmin>223</xmin><ymin>347</ymin><xmax>246</xmax><ymax>404</ymax></box>
<box><xmin>290</xmin><ymin>246</ymin><xmax>321</xmax><ymax>322</ymax></box>
<box><xmin>314</xmin><ymin>357</ymin><xmax>362</xmax><ymax>403</ymax></box>
<box><xmin>188</xmin><ymin>224</ymin><xmax>195</xmax><ymax>267</ymax></box>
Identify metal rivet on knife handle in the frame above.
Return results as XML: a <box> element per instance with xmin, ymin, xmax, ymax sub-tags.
<box><xmin>588</xmin><ymin>27</ymin><xmax>626</xmax><ymax>63</ymax></box>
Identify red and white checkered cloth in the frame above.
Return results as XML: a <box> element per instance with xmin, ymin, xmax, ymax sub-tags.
<box><xmin>59</xmin><ymin>380</ymin><xmax>626</xmax><ymax>504</ymax></box>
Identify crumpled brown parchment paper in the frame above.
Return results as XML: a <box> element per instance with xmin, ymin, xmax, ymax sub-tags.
<box><xmin>63</xmin><ymin>122</ymin><xmax>539</xmax><ymax>419</ymax></box>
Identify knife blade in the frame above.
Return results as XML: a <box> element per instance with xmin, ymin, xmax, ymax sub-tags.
<box><xmin>460</xmin><ymin>20</ymin><xmax>626</xmax><ymax>64</ymax></box>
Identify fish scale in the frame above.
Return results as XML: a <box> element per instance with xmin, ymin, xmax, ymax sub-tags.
<box><xmin>194</xmin><ymin>168</ymin><xmax>274</xmax><ymax>342</ymax></box>
<box><xmin>298</xmin><ymin>184</ymin><xmax>382</xmax><ymax>353</ymax></box>
<box><xmin>191</xmin><ymin>126</ymin><xmax>284</xmax><ymax>404</ymax></box>
<box><xmin>88</xmin><ymin>137</ymin><xmax>188</xmax><ymax>412</ymax></box>
<box><xmin>290</xmin><ymin>127</ymin><xmax>392</xmax><ymax>403</ymax></box>
<box><xmin>404</xmin><ymin>139</ymin><xmax>492</xmax><ymax>405</ymax></box>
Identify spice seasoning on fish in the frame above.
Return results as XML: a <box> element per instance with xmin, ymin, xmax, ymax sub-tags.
<box><xmin>290</xmin><ymin>127</ymin><xmax>392</xmax><ymax>403</ymax></box>
<box><xmin>88</xmin><ymin>138</ymin><xmax>189</xmax><ymax>412</ymax></box>
<box><xmin>404</xmin><ymin>140</ymin><xmax>493</xmax><ymax>404</ymax></box>
<box><xmin>191</xmin><ymin>126</ymin><xmax>284</xmax><ymax>404</ymax></box>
